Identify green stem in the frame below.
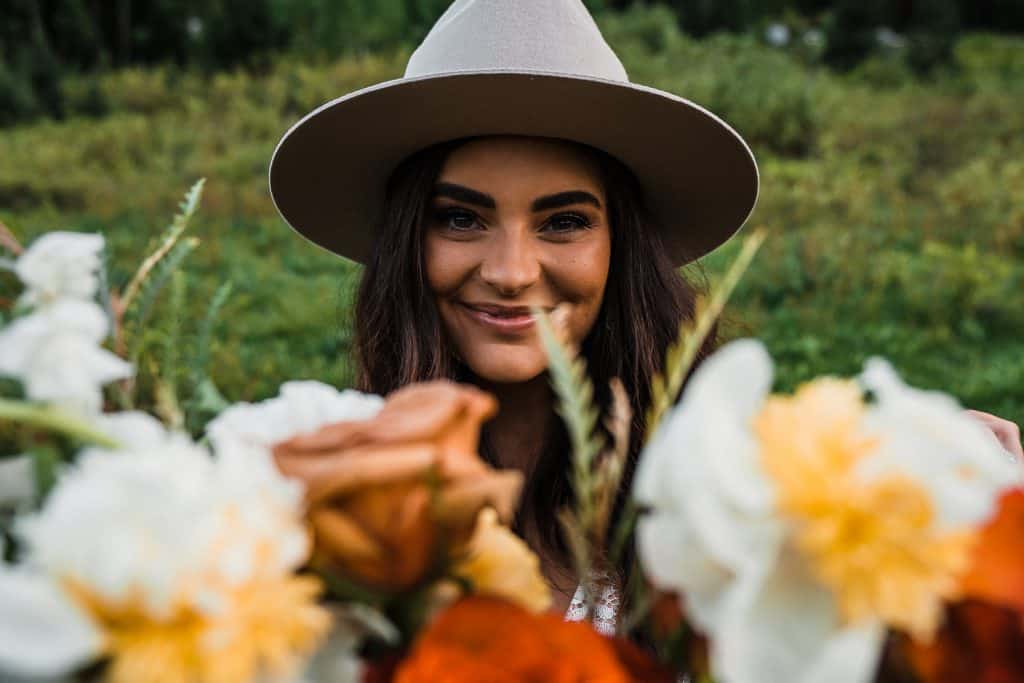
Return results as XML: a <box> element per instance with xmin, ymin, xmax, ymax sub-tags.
<box><xmin>0</xmin><ymin>399</ymin><xmax>120</xmax><ymax>449</ymax></box>
<box><xmin>646</xmin><ymin>229</ymin><xmax>766</xmax><ymax>441</ymax></box>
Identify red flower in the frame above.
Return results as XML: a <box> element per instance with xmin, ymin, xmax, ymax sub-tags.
<box><xmin>960</xmin><ymin>489</ymin><xmax>1024</xmax><ymax>613</ymax></box>
<box><xmin>899</xmin><ymin>489</ymin><xmax>1024</xmax><ymax>683</ymax></box>
<box><xmin>392</xmin><ymin>596</ymin><xmax>673</xmax><ymax>683</ymax></box>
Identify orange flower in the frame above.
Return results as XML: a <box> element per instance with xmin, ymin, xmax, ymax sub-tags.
<box><xmin>895</xmin><ymin>489</ymin><xmax>1024</xmax><ymax>683</ymax></box>
<box><xmin>273</xmin><ymin>381</ymin><xmax>523</xmax><ymax>591</ymax></box>
<box><xmin>960</xmin><ymin>488</ymin><xmax>1024</xmax><ymax>613</ymax></box>
<box><xmin>393</xmin><ymin>596</ymin><xmax>673</xmax><ymax>683</ymax></box>
<box><xmin>899</xmin><ymin>601</ymin><xmax>1024</xmax><ymax>683</ymax></box>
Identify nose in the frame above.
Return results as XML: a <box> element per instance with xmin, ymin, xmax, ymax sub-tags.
<box><xmin>478</xmin><ymin>227</ymin><xmax>541</xmax><ymax>296</ymax></box>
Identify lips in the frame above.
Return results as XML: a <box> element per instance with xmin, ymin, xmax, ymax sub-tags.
<box><xmin>458</xmin><ymin>302</ymin><xmax>553</xmax><ymax>334</ymax></box>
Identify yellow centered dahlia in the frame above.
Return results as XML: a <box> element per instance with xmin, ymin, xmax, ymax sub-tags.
<box><xmin>0</xmin><ymin>412</ymin><xmax>331</xmax><ymax>683</ymax></box>
<box><xmin>63</xmin><ymin>570</ymin><xmax>329</xmax><ymax>683</ymax></box>
<box><xmin>634</xmin><ymin>340</ymin><xmax>1021</xmax><ymax>683</ymax></box>
<box><xmin>754</xmin><ymin>379</ymin><xmax>974</xmax><ymax>639</ymax></box>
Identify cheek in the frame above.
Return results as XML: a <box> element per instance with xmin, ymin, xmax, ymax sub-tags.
<box><xmin>424</xmin><ymin>234</ymin><xmax>475</xmax><ymax>295</ymax></box>
<box><xmin>548</xmin><ymin>236</ymin><xmax>612</xmax><ymax>327</ymax></box>
<box><xmin>548</xmin><ymin>233</ymin><xmax>610</xmax><ymax>301</ymax></box>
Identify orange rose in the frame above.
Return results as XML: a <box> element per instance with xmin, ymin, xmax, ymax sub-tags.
<box><xmin>394</xmin><ymin>596</ymin><xmax>674</xmax><ymax>683</ymax></box>
<box><xmin>273</xmin><ymin>381</ymin><xmax>523</xmax><ymax>592</ymax></box>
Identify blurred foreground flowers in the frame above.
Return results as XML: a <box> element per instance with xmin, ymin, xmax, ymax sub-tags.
<box><xmin>0</xmin><ymin>185</ymin><xmax>560</xmax><ymax>682</ymax></box>
<box><xmin>1</xmin><ymin>411</ymin><xmax>329</xmax><ymax>682</ymax></box>
<box><xmin>2</xmin><ymin>192</ymin><xmax>1023</xmax><ymax>683</ymax></box>
<box><xmin>633</xmin><ymin>339</ymin><xmax>1022</xmax><ymax>683</ymax></box>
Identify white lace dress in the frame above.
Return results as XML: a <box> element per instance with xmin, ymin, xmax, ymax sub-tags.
<box><xmin>565</xmin><ymin>583</ymin><xmax>690</xmax><ymax>683</ymax></box>
<box><xmin>564</xmin><ymin>583</ymin><xmax>620</xmax><ymax>636</ymax></box>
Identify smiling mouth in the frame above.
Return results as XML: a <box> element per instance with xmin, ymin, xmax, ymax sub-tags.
<box><xmin>458</xmin><ymin>302</ymin><xmax>555</xmax><ymax>333</ymax></box>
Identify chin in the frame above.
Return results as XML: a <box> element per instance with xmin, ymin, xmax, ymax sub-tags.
<box><xmin>461</xmin><ymin>346</ymin><xmax>549</xmax><ymax>385</ymax></box>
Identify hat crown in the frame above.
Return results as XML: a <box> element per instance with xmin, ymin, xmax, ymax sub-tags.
<box><xmin>405</xmin><ymin>0</ymin><xmax>628</xmax><ymax>82</ymax></box>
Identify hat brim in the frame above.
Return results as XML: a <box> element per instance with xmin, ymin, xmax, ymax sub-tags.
<box><xmin>269</xmin><ymin>70</ymin><xmax>759</xmax><ymax>265</ymax></box>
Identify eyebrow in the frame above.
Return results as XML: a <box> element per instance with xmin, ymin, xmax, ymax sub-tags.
<box><xmin>433</xmin><ymin>182</ymin><xmax>602</xmax><ymax>212</ymax></box>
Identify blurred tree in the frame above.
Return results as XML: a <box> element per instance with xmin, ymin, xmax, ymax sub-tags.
<box><xmin>960</xmin><ymin>0</ymin><xmax>1024</xmax><ymax>32</ymax></box>
<box><xmin>905</xmin><ymin>0</ymin><xmax>961</xmax><ymax>74</ymax></box>
<box><xmin>823</xmin><ymin>0</ymin><xmax>889</xmax><ymax>70</ymax></box>
<box><xmin>660</xmin><ymin>0</ymin><xmax>791</xmax><ymax>36</ymax></box>
<box><xmin>197</xmin><ymin>0</ymin><xmax>289</xmax><ymax>69</ymax></box>
<box><xmin>1</xmin><ymin>0</ymin><xmax>1022</xmax><ymax>127</ymax></box>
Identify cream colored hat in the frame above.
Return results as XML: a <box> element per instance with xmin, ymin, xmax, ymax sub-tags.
<box><xmin>269</xmin><ymin>0</ymin><xmax>759</xmax><ymax>265</ymax></box>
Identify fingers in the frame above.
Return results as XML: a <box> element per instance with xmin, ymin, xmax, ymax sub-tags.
<box><xmin>966</xmin><ymin>410</ymin><xmax>1023</xmax><ymax>461</ymax></box>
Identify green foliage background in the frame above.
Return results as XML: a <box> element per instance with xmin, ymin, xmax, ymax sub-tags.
<box><xmin>1</xmin><ymin>8</ymin><xmax>1022</xmax><ymax>423</ymax></box>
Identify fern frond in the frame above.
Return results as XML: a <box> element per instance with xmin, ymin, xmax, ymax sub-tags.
<box><xmin>128</xmin><ymin>237</ymin><xmax>200</xmax><ymax>337</ymax></box>
<box><xmin>557</xmin><ymin>507</ymin><xmax>595</xmax><ymax>616</ymax></box>
<box><xmin>151</xmin><ymin>271</ymin><xmax>187</xmax><ymax>430</ymax></box>
<box><xmin>534</xmin><ymin>308</ymin><xmax>605</xmax><ymax>522</ymax></box>
<box><xmin>593</xmin><ymin>378</ymin><xmax>631</xmax><ymax>546</ymax></box>
<box><xmin>645</xmin><ymin>229</ymin><xmax>765</xmax><ymax>441</ymax></box>
<box><xmin>534</xmin><ymin>308</ymin><xmax>604</xmax><ymax>470</ymax></box>
<box><xmin>119</xmin><ymin>178</ymin><xmax>205</xmax><ymax>313</ymax></box>
<box><xmin>185</xmin><ymin>281</ymin><xmax>233</xmax><ymax>432</ymax></box>
<box><xmin>191</xmin><ymin>280</ymin><xmax>232</xmax><ymax>384</ymax></box>
<box><xmin>121</xmin><ymin>237</ymin><xmax>199</xmax><ymax>408</ymax></box>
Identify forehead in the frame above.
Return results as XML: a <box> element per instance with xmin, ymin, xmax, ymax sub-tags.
<box><xmin>437</xmin><ymin>136</ymin><xmax>605</xmax><ymax>201</ymax></box>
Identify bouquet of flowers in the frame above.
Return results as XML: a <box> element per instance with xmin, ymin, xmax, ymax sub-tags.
<box><xmin>0</xmin><ymin>184</ymin><xmax>1021</xmax><ymax>683</ymax></box>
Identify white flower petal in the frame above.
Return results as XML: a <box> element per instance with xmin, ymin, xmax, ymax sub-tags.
<box><xmin>797</xmin><ymin>620</ymin><xmax>886</xmax><ymax>683</ymax></box>
<box><xmin>635</xmin><ymin>340</ymin><xmax>780</xmax><ymax>583</ymax></box>
<box><xmin>859</xmin><ymin>358</ymin><xmax>1022</xmax><ymax>529</ymax></box>
<box><xmin>0</xmin><ymin>569</ymin><xmax>102</xmax><ymax>678</ymax></box>
<box><xmin>0</xmin><ymin>455</ymin><xmax>36</xmax><ymax>508</ymax></box>
<box><xmin>637</xmin><ymin>339</ymin><xmax>775</xmax><ymax>510</ymax></box>
<box><xmin>92</xmin><ymin>411</ymin><xmax>173</xmax><ymax>450</ymax></box>
<box><xmin>0</xmin><ymin>301</ymin><xmax>131</xmax><ymax>414</ymax></box>
<box><xmin>15</xmin><ymin>232</ymin><xmax>105</xmax><ymax>307</ymax></box>
<box><xmin>715</xmin><ymin>550</ymin><xmax>883</xmax><ymax>683</ymax></box>
<box><xmin>18</xmin><ymin>433</ymin><xmax>220</xmax><ymax>614</ymax></box>
<box><xmin>207</xmin><ymin>381</ymin><xmax>383</xmax><ymax>462</ymax></box>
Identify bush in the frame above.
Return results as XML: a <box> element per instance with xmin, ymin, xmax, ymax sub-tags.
<box><xmin>600</xmin><ymin>12</ymin><xmax>824</xmax><ymax>157</ymax></box>
<box><xmin>1</xmin><ymin>31</ymin><xmax>1023</xmax><ymax>423</ymax></box>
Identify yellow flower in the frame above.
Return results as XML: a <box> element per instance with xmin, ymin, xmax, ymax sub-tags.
<box><xmin>754</xmin><ymin>378</ymin><xmax>975</xmax><ymax>639</ymax></box>
<box><xmin>453</xmin><ymin>508</ymin><xmax>552</xmax><ymax>613</ymax></box>
<box><xmin>5</xmin><ymin>412</ymin><xmax>332</xmax><ymax>683</ymax></box>
<box><xmin>63</xmin><ymin>562</ymin><xmax>330</xmax><ymax>683</ymax></box>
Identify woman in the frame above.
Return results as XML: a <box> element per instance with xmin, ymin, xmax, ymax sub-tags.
<box><xmin>269</xmin><ymin>0</ymin><xmax>1022</xmax><ymax>623</ymax></box>
<box><xmin>354</xmin><ymin>135</ymin><xmax>708</xmax><ymax>617</ymax></box>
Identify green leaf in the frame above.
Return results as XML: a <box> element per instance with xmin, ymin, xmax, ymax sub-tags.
<box><xmin>192</xmin><ymin>377</ymin><xmax>231</xmax><ymax>415</ymax></box>
<box><xmin>30</xmin><ymin>445</ymin><xmax>60</xmax><ymax>501</ymax></box>
<box><xmin>0</xmin><ymin>399</ymin><xmax>119</xmax><ymax>449</ymax></box>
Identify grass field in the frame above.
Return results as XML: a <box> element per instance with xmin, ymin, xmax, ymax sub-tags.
<box><xmin>2</xmin><ymin>8</ymin><xmax>1022</xmax><ymax>424</ymax></box>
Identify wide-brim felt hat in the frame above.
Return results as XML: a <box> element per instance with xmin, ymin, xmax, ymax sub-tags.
<box><xmin>269</xmin><ymin>0</ymin><xmax>759</xmax><ymax>265</ymax></box>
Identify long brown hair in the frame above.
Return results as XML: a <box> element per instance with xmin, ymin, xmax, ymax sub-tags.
<box><xmin>354</xmin><ymin>137</ymin><xmax>713</xmax><ymax>586</ymax></box>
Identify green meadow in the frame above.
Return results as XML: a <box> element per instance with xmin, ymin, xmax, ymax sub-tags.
<box><xmin>2</xmin><ymin>8</ymin><xmax>1022</xmax><ymax>423</ymax></box>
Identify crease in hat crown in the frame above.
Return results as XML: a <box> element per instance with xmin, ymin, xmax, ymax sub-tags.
<box><xmin>405</xmin><ymin>0</ymin><xmax>629</xmax><ymax>81</ymax></box>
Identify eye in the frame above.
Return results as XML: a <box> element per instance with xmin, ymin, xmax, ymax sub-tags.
<box><xmin>542</xmin><ymin>212</ymin><xmax>593</xmax><ymax>234</ymax></box>
<box><xmin>433</xmin><ymin>208</ymin><xmax>482</xmax><ymax>232</ymax></box>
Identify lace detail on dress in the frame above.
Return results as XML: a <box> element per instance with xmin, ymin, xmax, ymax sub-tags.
<box><xmin>566</xmin><ymin>582</ymin><xmax>692</xmax><ymax>683</ymax></box>
<box><xmin>564</xmin><ymin>582</ymin><xmax>620</xmax><ymax>636</ymax></box>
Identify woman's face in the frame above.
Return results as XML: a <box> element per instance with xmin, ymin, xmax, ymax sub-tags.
<box><xmin>424</xmin><ymin>137</ymin><xmax>612</xmax><ymax>385</ymax></box>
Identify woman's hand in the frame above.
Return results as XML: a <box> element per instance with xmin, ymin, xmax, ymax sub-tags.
<box><xmin>966</xmin><ymin>410</ymin><xmax>1023</xmax><ymax>462</ymax></box>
